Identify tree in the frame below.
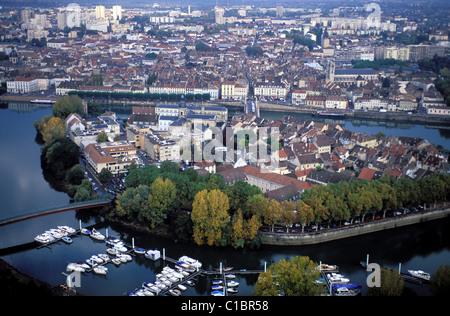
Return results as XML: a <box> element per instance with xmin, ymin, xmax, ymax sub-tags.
<box><xmin>52</xmin><ymin>95</ymin><xmax>84</xmax><ymax>119</ymax></box>
<box><xmin>34</xmin><ymin>115</ymin><xmax>66</xmax><ymax>147</ymax></box>
<box><xmin>231</xmin><ymin>209</ymin><xmax>246</xmax><ymax>248</ymax></box>
<box><xmin>191</xmin><ymin>189</ymin><xmax>230</xmax><ymax>246</ymax></box>
<box><xmin>254</xmin><ymin>256</ymin><xmax>326</xmax><ymax>296</ymax></box>
<box><xmin>74</xmin><ymin>179</ymin><xmax>95</xmax><ymax>202</ymax></box>
<box><xmin>147</xmin><ymin>177</ymin><xmax>177</xmax><ymax>228</ymax></box>
<box><xmin>367</xmin><ymin>268</ymin><xmax>404</xmax><ymax>296</ymax></box>
<box><xmin>430</xmin><ymin>265</ymin><xmax>450</xmax><ymax>296</ymax></box>
<box><xmin>97</xmin><ymin>131</ymin><xmax>109</xmax><ymax>142</ymax></box>
<box><xmin>226</xmin><ymin>181</ymin><xmax>262</xmax><ymax>215</ymax></box>
<box><xmin>42</xmin><ymin>138</ymin><xmax>79</xmax><ymax>179</ymax></box>
<box><xmin>280</xmin><ymin>201</ymin><xmax>297</xmax><ymax>232</ymax></box>
<box><xmin>114</xmin><ymin>185</ymin><xmax>150</xmax><ymax>224</ymax></box>
<box><xmin>296</xmin><ymin>200</ymin><xmax>314</xmax><ymax>232</ymax></box>
<box><xmin>65</xmin><ymin>164</ymin><xmax>85</xmax><ymax>185</ymax></box>
<box><xmin>245</xmin><ymin>45</ymin><xmax>264</xmax><ymax>57</ymax></box>
<box><xmin>253</xmin><ymin>270</ymin><xmax>279</xmax><ymax>296</ymax></box>
<box><xmin>99</xmin><ymin>168</ymin><xmax>113</xmax><ymax>184</ymax></box>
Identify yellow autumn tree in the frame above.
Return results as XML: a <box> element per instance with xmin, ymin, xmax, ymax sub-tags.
<box><xmin>191</xmin><ymin>189</ymin><xmax>230</xmax><ymax>246</ymax></box>
<box><xmin>231</xmin><ymin>209</ymin><xmax>246</xmax><ymax>248</ymax></box>
<box><xmin>147</xmin><ymin>177</ymin><xmax>177</xmax><ymax>228</ymax></box>
<box><xmin>35</xmin><ymin>115</ymin><xmax>66</xmax><ymax>147</ymax></box>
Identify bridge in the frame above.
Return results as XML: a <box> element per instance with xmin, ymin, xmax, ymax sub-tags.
<box><xmin>0</xmin><ymin>199</ymin><xmax>112</xmax><ymax>227</ymax></box>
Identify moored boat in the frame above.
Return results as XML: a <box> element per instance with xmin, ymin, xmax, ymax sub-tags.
<box><xmin>227</xmin><ymin>288</ymin><xmax>239</xmax><ymax>294</ymax></box>
<box><xmin>93</xmin><ymin>266</ymin><xmax>108</xmax><ymax>275</ymax></box>
<box><xmin>62</xmin><ymin>236</ymin><xmax>73</xmax><ymax>244</ymax></box>
<box><xmin>408</xmin><ymin>270</ymin><xmax>431</xmax><ymax>281</ymax></box>
<box><xmin>134</xmin><ymin>247</ymin><xmax>146</xmax><ymax>254</ymax></box>
<box><xmin>80</xmin><ymin>228</ymin><xmax>91</xmax><ymax>235</ymax></box>
<box><xmin>30</xmin><ymin>99</ymin><xmax>55</xmax><ymax>104</ymax></box>
<box><xmin>227</xmin><ymin>280</ymin><xmax>239</xmax><ymax>287</ymax></box>
<box><xmin>90</xmin><ymin>228</ymin><xmax>105</xmax><ymax>241</ymax></box>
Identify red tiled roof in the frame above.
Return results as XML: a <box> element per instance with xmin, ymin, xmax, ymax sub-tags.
<box><xmin>358</xmin><ymin>167</ymin><xmax>376</xmax><ymax>181</ymax></box>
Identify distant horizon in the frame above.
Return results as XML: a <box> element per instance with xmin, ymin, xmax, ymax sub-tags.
<box><xmin>3</xmin><ymin>0</ymin><xmax>449</xmax><ymax>10</ymax></box>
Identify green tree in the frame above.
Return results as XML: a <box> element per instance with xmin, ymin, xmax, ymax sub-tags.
<box><xmin>97</xmin><ymin>131</ymin><xmax>109</xmax><ymax>142</ymax></box>
<box><xmin>191</xmin><ymin>189</ymin><xmax>230</xmax><ymax>246</ymax></box>
<box><xmin>225</xmin><ymin>180</ymin><xmax>262</xmax><ymax>215</ymax></box>
<box><xmin>52</xmin><ymin>95</ymin><xmax>84</xmax><ymax>119</ymax></box>
<box><xmin>42</xmin><ymin>138</ymin><xmax>79</xmax><ymax>179</ymax></box>
<box><xmin>114</xmin><ymin>185</ymin><xmax>150</xmax><ymax>223</ymax></box>
<box><xmin>99</xmin><ymin>168</ymin><xmax>113</xmax><ymax>184</ymax></box>
<box><xmin>430</xmin><ymin>265</ymin><xmax>450</xmax><ymax>296</ymax></box>
<box><xmin>74</xmin><ymin>179</ymin><xmax>95</xmax><ymax>202</ymax></box>
<box><xmin>65</xmin><ymin>164</ymin><xmax>85</xmax><ymax>185</ymax></box>
<box><xmin>254</xmin><ymin>256</ymin><xmax>326</xmax><ymax>296</ymax></box>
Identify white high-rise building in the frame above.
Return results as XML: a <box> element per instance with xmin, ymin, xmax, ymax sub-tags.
<box><xmin>215</xmin><ymin>7</ymin><xmax>225</xmax><ymax>24</ymax></box>
<box><xmin>57</xmin><ymin>12</ymin><xmax>67</xmax><ymax>30</ymax></box>
<box><xmin>112</xmin><ymin>5</ymin><xmax>122</xmax><ymax>21</ymax></box>
<box><xmin>95</xmin><ymin>5</ymin><xmax>105</xmax><ymax>19</ymax></box>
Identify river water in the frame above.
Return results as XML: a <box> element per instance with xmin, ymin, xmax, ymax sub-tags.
<box><xmin>0</xmin><ymin>103</ymin><xmax>449</xmax><ymax>296</ymax></box>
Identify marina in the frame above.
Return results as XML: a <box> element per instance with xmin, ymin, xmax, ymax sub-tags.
<box><xmin>24</xmin><ymin>225</ymin><xmax>439</xmax><ymax>296</ymax></box>
<box><xmin>31</xmin><ymin>222</ymin><xmax>263</xmax><ymax>296</ymax></box>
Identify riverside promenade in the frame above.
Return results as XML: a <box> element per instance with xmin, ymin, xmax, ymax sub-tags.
<box><xmin>261</xmin><ymin>207</ymin><xmax>450</xmax><ymax>246</ymax></box>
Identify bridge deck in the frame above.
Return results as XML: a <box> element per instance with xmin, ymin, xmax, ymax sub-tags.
<box><xmin>0</xmin><ymin>199</ymin><xmax>112</xmax><ymax>227</ymax></box>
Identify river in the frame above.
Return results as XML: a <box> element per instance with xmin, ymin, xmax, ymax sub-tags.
<box><xmin>0</xmin><ymin>103</ymin><xmax>449</xmax><ymax>296</ymax></box>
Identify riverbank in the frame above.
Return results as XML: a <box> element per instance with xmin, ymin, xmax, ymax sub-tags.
<box><xmin>258</xmin><ymin>102</ymin><xmax>450</xmax><ymax>126</ymax></box>
<box><xmin>0</xmin><ymin>258</ymin><xmax>80</xmax><ymax>296</ymax></box>
<box><xmin>261</xmin><ymin>206</ymin><xmax>450</xmax><ymax>246</ymax></box>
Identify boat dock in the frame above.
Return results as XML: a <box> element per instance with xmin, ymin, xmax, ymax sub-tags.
<box><xmin>360</xmin><ymin>254</ymin><xmax>426</xmax><ymax>285</ymax></box>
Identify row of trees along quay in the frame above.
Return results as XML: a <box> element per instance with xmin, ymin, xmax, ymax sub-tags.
<box><xmin>109</xmin><ymin>160</ymin><xmax>450</xmax><ymax>249</ymax></box>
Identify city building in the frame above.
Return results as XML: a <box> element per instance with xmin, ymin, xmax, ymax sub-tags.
<box><xmin>84</xmin><ymin>141</ymin><xmax>138</xmax><ymax>174</ymax></box>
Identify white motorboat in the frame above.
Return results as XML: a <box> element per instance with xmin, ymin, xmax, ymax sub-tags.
<box><xmin>227</xmin><ymin>288</ymin><xmax>239</xmax><ymax>294</ymax></box>
<box><xmin>107</xmin><ymin>248</ymin><xmax>119</xmax><ymax>256</ymax></box>
<box><xmin>327</xmin><ymin>273</ymin><xmax>350</xmax><ymax>284</ymax></box>
<box><xmin>179</xmin><ymin>256</ymin><xmax>202</xmax><ymax>269</ymax></box>
<box><xmin>408</xmin><ymin>270</ymin><xmax>431</xmax><ymax>281</ymax></box>
<box><xmin>58</xmin><ymin>226</ymin><xmax>76</xmax><ymax>234</ymax></box>
<box><xmin>98</xmin><ymin>254</ymin><xmax>110</xmax><ymax>262</ymax></box>
<box><xmin>90</xmin><ymin>228</ymin><xmax>105</xmax><ymax>241</ymax></box>
<box><xmin>318</xmin><ymin>263</ymin><xmax>339</xmax><ymax>271</ymax></box>
<box><xmin>178</xmin><ymin>284</ymin><xmax>187</xmax><ymax>291</ymax></box>
<box><xmin>93</xmin><ymin>266</ymin><xmax>108</xmax><ymax>275</ymax></box>
<box><xmin>90</xmin><ymin>255</ymin><xmax>103</xmax><ymax>264</ymax></box>
<box><xmin>225</xmin><ymin>274</ymin><xmax>236</xmax><ymax>279</ymax></box>
<box><xmin>34</xmin><ymin>233</ymin><xmax>54</xmax><ymax>244</ymax></box>
<box><xmin>227</xmin><ymin>280</ymin><xmax>239</xmax><ymax>287</ymax></box>
<box><xmin>169</xmin><ymin>289</ymin><xmax>181</xmax><ymax>296</ymax></box>
<box><xmin>80</xmin><ymin>228</ymin><xmax>91</xmax><ymax>235</ymax></box>
<box><xmin>67</xmin><ymin>263</ymin><xmax>85</xmax><ymax>273</ymax></box>
<box><xmin>186</xmin><ymin>280</ymin><xmax>195</xmax><ymax>287</ymax></box>
<box><xmin>112</xmin><ymin>258</ymin><xmax>122</xmax><ymax>266</ymax></box>
<box><xmin>145</xmin><ymin>249</ymin><xmax>161</xmax><ymax>260</ymax></box>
